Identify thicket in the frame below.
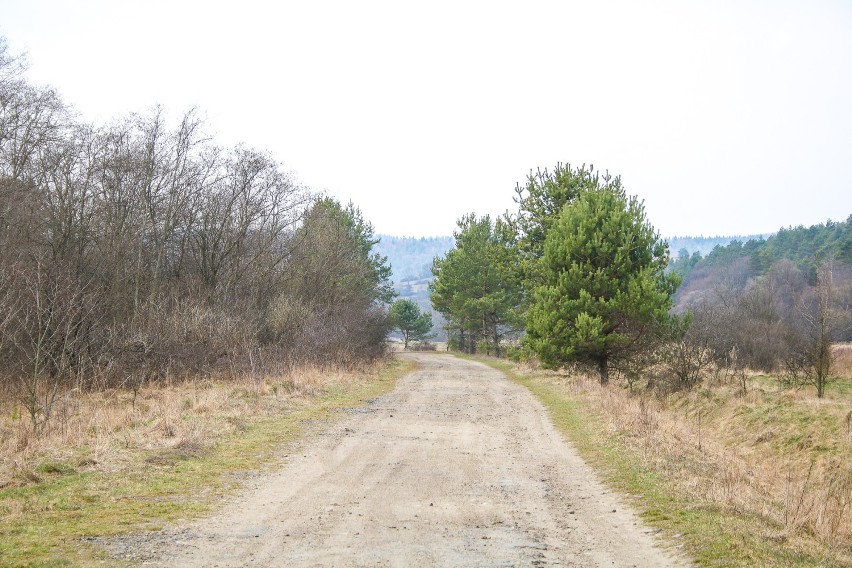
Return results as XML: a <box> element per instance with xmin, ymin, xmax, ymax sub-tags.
<box><xmin>0</xmin><ymin>38</ymin><xmax>394</xmax><ymax>432</ymax></box>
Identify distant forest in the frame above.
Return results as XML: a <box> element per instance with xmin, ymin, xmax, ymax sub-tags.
<box><xmin>668</xmin><ymin>235</ymin><xmax>771</xmax><ymax>257</ymax></box>
<box><xmin>672</xmin><ymin>216</ymin><xmax>852</xmax><ymax>299</ymax></box>
<box><xmin>377</xmin><ymin>234</ymin><xmax>766</xmax><ymax>293</ymax></box>
<box><xmin>379</xmin><ymin>218</ymin><xmax>852</xmax><ymax>348</ymax></box>
<box><xmin>379</xmin><ymin>225</ymin><xmax>851</xmax><ymax>296</ymax></box>
<box><xmin>374</xmin><ymin>236</ymin><xmax>453</xmax><ymax>338</ymax></box>
<box><xmin>375</xmin><ymin>236</ymin><xmax>454</xmax><ymax>283</ymax></box>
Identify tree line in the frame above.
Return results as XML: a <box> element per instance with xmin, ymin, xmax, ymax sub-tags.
<box><xmin>430</xmin><ymin>162</ymin><xmax>850</xmax><ymax>396</ymax></box>
<box><xmin>671</xmin><ymin>218</ymin><xmax>852</xmax><ymax>396</ymax></box>
<box><xmin>671</xmin><ymin>216</ymin><xmax>851</xmax><ymax>282</ymax></box>
<box><xmin>0</xmin><ymin>38</ymin><xmax>394</xmax><ymax>431</ymax></box>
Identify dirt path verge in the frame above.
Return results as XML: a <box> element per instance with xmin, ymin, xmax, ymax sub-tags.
<box><xmin>103</xmin><ymin>353</ymin><xmax>688</xmax><ymax>566</ymax></box>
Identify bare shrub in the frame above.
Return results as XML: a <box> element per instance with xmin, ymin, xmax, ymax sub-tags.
<box><xmin>681</xmin><ymin>259</ymin><xmax>848</xmax><ymax>394</ymax></box>
<box><xmin>1</xmin><ymin>261</ymin><xmax>102</xmax><ymax>432</ymax></box>
<box><xmin>779</xmin><ymin>263</ymin><xmax>848</xmax><ymax>397</ymax></box>
<box><xmin>659</xmin><ymin>311</ymin><xmax>716</xmax><ymax>390</ymax></box>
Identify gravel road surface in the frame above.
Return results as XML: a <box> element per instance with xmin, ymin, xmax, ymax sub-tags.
<box><xmin>105</xmin><ymin>353</ymin><xmax>687</xmax><ymax>567</ymax></box>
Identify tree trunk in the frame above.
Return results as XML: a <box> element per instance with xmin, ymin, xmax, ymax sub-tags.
<box><xmin>598</xmin><ymin>357</ymin><xmax>609</xmax><ymax>385</ymax></box>
<box><xmin>492</xmin><ymin>320</ymin><xmax>501</xmax><ymax>358</ymax></box>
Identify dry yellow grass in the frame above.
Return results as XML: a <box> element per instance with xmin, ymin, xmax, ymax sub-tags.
<box><xmin>0</xmin><ymin>358</ymin><xmax>412</xmax><ymax>565</ymax></box>
<box><xmin>0</xmin><ymin>363</ymin><xmax>378</xmax><ymax>489</ymax></box>
<box><xmin>500</xmin><ymin>358</ymin><xmax>852</xmax><ymax>566</ymax></box>
<box><xmin>833</xmin><ymin>343</ymin><xmax>852</xmax><ymax>379</ymax></box>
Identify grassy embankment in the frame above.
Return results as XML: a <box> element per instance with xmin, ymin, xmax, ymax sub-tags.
<box><xmin>0</xmin><ymin>357</ymin><xmax>414</xmax><ymax>567</ymax></box>
<box><xmin>473</xmin><ymin>345</ymin><xmax>852</xmax><ymax>567</ymax></box>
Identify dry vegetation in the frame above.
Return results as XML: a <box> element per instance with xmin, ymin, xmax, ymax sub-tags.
<box><xmin>0</xmin><ymin>37</ymin><xmax>396</xmax><ymax>446</ymax></box>
<box><xmin>0</xmin><ymin>357</ymin><xmax>411</xmax><ymax>565</ymax></box>
<box><xmin>0</xmin><ymin>363</ymin><xmax>380</xmax><ymax>489</ymax></box>
<box><xmin>0</xmin><ymin>36</ymin><xmax>405</xmax><ymax>565</ymax></box>
<box><xmin>834</xmin><ymin>343</ymin><xmax>852</xmax><ymax>379</ymax></box>
<box><xmin>490</xmin><ymin>349</ymin><xmax>852</xmax><ymax>567</ymax></box>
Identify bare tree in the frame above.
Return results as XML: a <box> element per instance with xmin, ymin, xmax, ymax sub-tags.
<box><xmin>190</xmin><ymin>147</ymin><xmax>304</xmax><ymax>299</ymax></box>
<box><xmin>0</xmin><ymin>81</ymin><xmax>69</xmax><ymax>183</ymax></box>
<box><xmin>0</xmin><ymin>34</ymin><xmax>393</xmax><ymax>409</ymax></box>
<box><xmin>660</xmin><ymin>311</ymin><xmax>716</xmax><ymax>390</ymax></box>
<box><xmin>6</xmin><ymin>259</ymin><xmax>100</xmax><ymax>432</ymax></box>
<box><xmin>785</xmin><ymin>262</ymin><xmax>841</xmax><ymax>398</ymax></box>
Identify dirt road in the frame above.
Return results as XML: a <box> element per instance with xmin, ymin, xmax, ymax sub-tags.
<box><xmin>109</xmin><ymin>353</ymin><xmax>687</xmax><ymax>567</ymax></box>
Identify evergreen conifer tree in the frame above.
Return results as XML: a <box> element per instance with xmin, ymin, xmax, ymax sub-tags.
<box><xmin>526</xmin><ymin>186</ymin><xmax>680</xmax><ymax>383</ymax></box>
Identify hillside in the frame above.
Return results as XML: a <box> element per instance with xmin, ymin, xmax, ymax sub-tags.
<box><xmin>670</xmin><ymin>218</ymin><xmax>852</xmax><ymax>372</ymax></box>
<box><xmin>668</xmin><ymin>234</ymin><xmax>771</xmax><ymax>257</ymax></box>
<box><xmin>375</xmin><ymin>235</ymin><xmax>453</xmax><ymax>339</ymax></box>
<box><xmin>375</xmin><ymin>234</ymin><xmax>453</xmax><ymax>311</ymax></box>
<box><xmin>674</xmin><ymin>216</ymin><xmax>852</xmax><ymax>310</ymax></box>
<box><xmin>375</xmin><ymin>235</ymin><xmax>454</xmax><ymax>283</ymax></box>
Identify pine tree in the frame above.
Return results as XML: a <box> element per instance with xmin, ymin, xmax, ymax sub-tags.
<box><xmin>430</xmin><ymin>214</ymin><xmax>522</xmax><ymax>355</ymax></box>
<box><xmin>510</xmin><ymin>163</ymin><xmax>620</xmax><ymax>261</ymax></box>
<box><xmin>526</xmin><ymin>186</ymin><xmax>680</xmax><ymax>384</ymax></box>
<box><xmin>389</xmin><ymin>299</ymin><xmax>433</xmax><ymax>349</ymax></box>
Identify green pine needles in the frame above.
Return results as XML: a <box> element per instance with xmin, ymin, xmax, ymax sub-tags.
<box><xmin>525</xmin><ymin>185</ymin><xmax>680</xmax><ymax>383</ymax></box>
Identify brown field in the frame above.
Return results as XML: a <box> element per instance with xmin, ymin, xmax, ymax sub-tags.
<box><xmin>0</xmin><ymin>358</ymin><xmax>413</xmax><ymax>565</ymax></box>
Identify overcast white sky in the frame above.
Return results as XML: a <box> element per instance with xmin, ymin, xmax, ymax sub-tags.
<box><xmin>2</xmin><ymin>1</ymin><xmax>850</xmax><ymax>238</ymax></box>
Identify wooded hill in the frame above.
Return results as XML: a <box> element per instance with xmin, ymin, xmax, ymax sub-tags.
<box><xmin>673</xmin><ymin>217</ymin><xmax>852</xmax><ymax>319</ymax></box>
<box><xmin>669</xmin><ymin>216</ymin><xmax>852</xmax><ymax>378</ymax></box>
<box><xmin>375</xmin><ymin>236</ymin><xmax>454</xmax><ymax>283</ymax></box>
<box><xmin>671</xmin><ymin>216</ymin><xmax>851</xmax><ymax>286</ymax></box>
<box><xmin>668</xmin><ymin>234</ymin><xmax>771</xmax><ymax>257</ymax></box>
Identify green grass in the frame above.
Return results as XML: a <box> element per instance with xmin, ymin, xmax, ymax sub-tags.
<box><xmin>0</xmin><ymin>358</ymin><xmax>414</xmax><ymax>568</ymax></box>
<box><xmin>828</xmin><ymin>375</ymin><xmax>852</xmax><ymax>398</ymax></box>
<box><xmin>470</xmin><ymin>355</ymin><xmax>847</xmax><ymax>567</ymax></box>
<box><xmin>749</xmin><ymin>372</ymin><xmax>852</xmax><ymax>400</ymax></box>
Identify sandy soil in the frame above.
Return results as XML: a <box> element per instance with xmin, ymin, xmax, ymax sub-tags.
<box><xmin>105</xmin><ymin>353</ymin><xmax>689</xmax><ymax>567</ymax></box>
